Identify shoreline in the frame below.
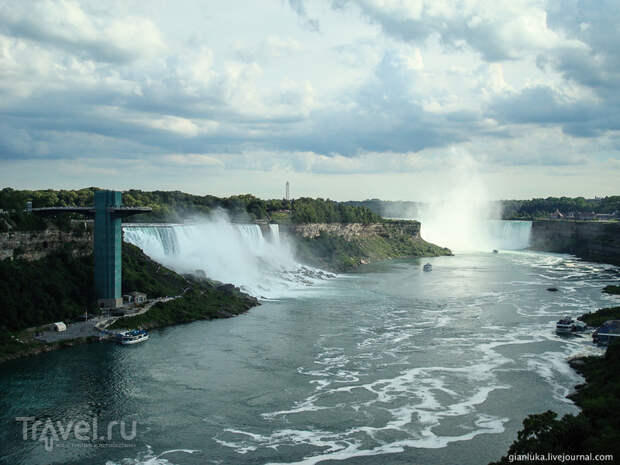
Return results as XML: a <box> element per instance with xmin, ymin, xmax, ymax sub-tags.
<box><xmin>0</xmin><ymin>287</ymin><xmax>260</xmax><ymax>365</ymax></box>
<box><xmin>490</xmin><ymin>305</ymin><xmax>620</xmax><ymax>464</ymax></box>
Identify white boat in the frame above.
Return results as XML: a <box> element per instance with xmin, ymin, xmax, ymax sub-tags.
<box><xmin>118</xmin><ymin>329</ymin><xmax>149</xmax><ymax>345</ymax></box>
<box><xmin>556</xmin><ymin>316</ymin><xmax>586</xmax><ymax>334</ymax></box>
<box><xmin>423</xmin><ymin>263</ymin><xmax>432</xmax><ymax>272</ymax></box>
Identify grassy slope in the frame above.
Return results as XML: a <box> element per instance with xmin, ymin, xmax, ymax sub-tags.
<box><xmin>295</xmin><ymin>230</ymin><xmax>451</xmax><ymax>272</ymax></box>
<box><xmin>108</xmin><ymin>287</ymin><xmax>257</xmax><ymax>330</ymax></box>
<box><xmin>0</xmin><ymin>243</ymin><xmax>191</xmax><ymax>332</ymax></box>
<box><xmin>491</xmin><ymin>306</ymin><xmax>620</xmax><ymax>464</ymax></box>
<box><xmin>0</xmin><ymin>243</ymin><xmax>259</xmax><ymax>362</ymax></box>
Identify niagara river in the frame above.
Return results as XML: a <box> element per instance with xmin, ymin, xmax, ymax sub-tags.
<box><xmin>1</xmin><ymin>222</ymin><xmax>619</xmax><ymax>465</ymax></box>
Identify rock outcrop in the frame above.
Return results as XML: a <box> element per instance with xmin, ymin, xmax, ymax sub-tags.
<box><xmin>0</xmin><ymin>227</ymin><xmax>93</xmax><ymax>261</ymax></box>
<box><xmin>281</xmin><ymin>220</ymin><xmax>421</xmax><ymax>240</ymax></box>
<box><xmin>282</xmin><ymin>220</ymin><xmax>451</xmax><ymax>271</ymax></box>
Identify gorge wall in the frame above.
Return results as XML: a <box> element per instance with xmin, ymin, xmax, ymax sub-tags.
<box><xmin>280</xmin><ymin>220</ymin><xmax>422</xmax><ymax>240</ymax></box>
<box><xmin>530</xmin><ymin>220</ymin><xmax>620</xmax><ymax>265</ymax></box>
<box><xmin>0</xmin><ymin>228</ymin><xmax>93</xmax><ymax>261</ymax></box>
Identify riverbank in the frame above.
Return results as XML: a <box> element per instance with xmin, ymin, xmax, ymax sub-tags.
<box><xmin>0</xmin><ymin>244</ymin><xmax>260</xmax><ymax>364</ymax></box>
<box><xmin>0</xmin><ymin>288</ymin><xmax>260</xmax><ymax>364</ymax></box>
<box><xmin>108</xmin><ymin>286</ymin><xmax>259</xmax><ymax>330</ymax></box>
<box><xmin>286</xmin><ymin>220</ymin><xmax>452</xmax><ymax>271</ymax></box>
<box><xmin>491</xmin><ymin>306</ymin><xmax>620</xmax><ymax>464</ymax></box>
<box><xmin>0</xmin><ymin>331</ymin><xmax>100</xmax><ymax>364</ymax></box>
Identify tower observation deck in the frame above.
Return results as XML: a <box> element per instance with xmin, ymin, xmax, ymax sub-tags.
<box><xmin>32</xmin><ymin>190</ymin><xmax>151</xmax><ymax>308</ymax></box>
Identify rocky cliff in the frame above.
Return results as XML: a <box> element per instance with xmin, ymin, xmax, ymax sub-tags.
<box><xmin>281</xmin><ymin>220</ymin><xmax>421</xmax><ymax>240</ymax></box>
<box><xmin>282</xmin><ymin>220</ymin><xmax>451</xmax><ymax>271</ymax></box>
<box><xmin>530</xmin><ymin>220</ymin><xmax>620</xmax><ymax>265</ymax></box>
<box><xmin>0</xmin><ymin>227</ymin><xmax>93</xmax><ymax>261</ymax></box>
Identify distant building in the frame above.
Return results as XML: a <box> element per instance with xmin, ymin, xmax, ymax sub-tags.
<box><xmin>53</xmin><ymin>322</ymin><xmax>67</xmax><ymax>332</ymax></box>
<box><xmin>576</xmin><ymin>211</ymin><xmax>597</xmax><ymax>220</ymax></box>
<box><xmin>285</xmin><ymin>181</ymin><xmax>290</xmax><ymax>201</ymax></box>
<box><xmin>593</xmin><ymin>320</ymin><xmax>620</xmax><ymax>345</ymax></box>
<box><xmin>595</xmin><ymin>213</ymin><xmax>617</xmax><ymax>221</ymax></box>
<box><xmin>549</xmin><ymin>209</ymin><xmax>564</xmax><ymax>219</ymax></box>
<box><xmin>123</xmin><ymin>291</ymin><xmax>147</xmax><ymax>304</ymax></box>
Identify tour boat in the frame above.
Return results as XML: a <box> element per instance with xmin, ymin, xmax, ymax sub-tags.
<box><xmin>555</xmin><ymin>316</ymin><xmax>586</xmax><ymax>334</ymax></box>
<box><xmin>118</xmin><ymin>329</ymin><xmax>149</xmax><ymax>345</ymax></box>
<box><xmin>423</xmin><ymin>263</ymin><xmax>432</xmax><ymax>272</ymax></box>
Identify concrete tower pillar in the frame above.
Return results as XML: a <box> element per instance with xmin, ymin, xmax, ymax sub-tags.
<box><xmin>94</xmin><ymin>190</ymin><xmax>123</xmax><ymax>308</ymax></box>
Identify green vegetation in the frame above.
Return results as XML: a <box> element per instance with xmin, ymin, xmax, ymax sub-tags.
<box><xmin>0</xmin><ymin>249</ymin><xmax>95</xmax><ymax>331</ymax></box>
<box><xmin>0</xmin><ymin>242</ymin><xmax>259</xmax><ymax>362</ymax></box>
<box><xmin>502</xmin><ymin>196</ymin><xmax>620</xmax><ymax>220</ymax></box>
<box><xmin>295</xmin><ymin>232</ymin><xmax>366</xmax><ymax>271</ymax></box>
<box><xmin>579</xmin><ymin>307</ymin><xmax>620</xmax><ymax>328</ymax></box>
<box><xmin>0</xmin><ymin>187</ymin><xmax>381</xmax><ymax>225</ymax></box>
<box><xmin>602</xmin><ymin>285</ymin><xmax>620</xmax><ymax>295</ymax></box>
<box><xmin>290</xmin><ymin>198</ymin><xmax>381</xmax><ymax>224</ymax></box>
<box><xmin>108</xmin><ymin>287</ymin><xmax>257</xmax><ymax>330</ymax></box>
<box><xmin>122</xmin><ymin>243</ymin><xmax>189</xmax><ymax>298</ymax></box>
<box><xmin>0</xmin><ymin>243</ymin><xmax>198</xmax><ymax>332</ymax></box>
<box><xmin>295</xmin><ymin>226</ymin><xmax>451</xmax><ymax>272</ymax></box>
<box><xmin>492</xmin><ymin>306</ymin><xmax>620</xmax><ymax>464</ymax></box>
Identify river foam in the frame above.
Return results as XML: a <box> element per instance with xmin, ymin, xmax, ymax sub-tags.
<box><xmin>211</xmin><ymin>251</ymin><xmax>612</xmax><ymax>464</ymax></box>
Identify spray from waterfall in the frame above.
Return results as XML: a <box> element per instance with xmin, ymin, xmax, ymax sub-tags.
<box><xmin>123</xmin><ymin>211</ymin><xmax>332</xmax><ymax>299</ymax></box>
<box><xmin>415</xmin><ymin>153</ymin><xmax>531</xmax><ymax>252</ymax></box>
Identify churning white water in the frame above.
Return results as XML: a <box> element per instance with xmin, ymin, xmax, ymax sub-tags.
<box><xmin>123</xmin><ymin>215</ymin><xmax>332</xmax><ymax>299</ymax></box>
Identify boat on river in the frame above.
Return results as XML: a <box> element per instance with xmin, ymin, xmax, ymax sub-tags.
<box><xmin>423</xmin><ymin>263</ymin><xmax>432</xmax><ymax>272</ymax></box>
<box><xmin>556</xmin><ymin>316</ymin><xmax>586</xmax><ymax>334</ymax></box>
<box><xmin>118</xmin><ymin>329</ymin><xmax>149</xmax><ymax>345</ymax></box>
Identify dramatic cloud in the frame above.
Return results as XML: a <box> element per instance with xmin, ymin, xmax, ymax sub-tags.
<box><xmin>0</xmin><ymin>0</ymin><xmax>618</xmax><ymax>199</ymax></box>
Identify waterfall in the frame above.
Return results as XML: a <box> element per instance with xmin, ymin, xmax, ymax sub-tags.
<box><xmin>269</xmin><ymin>224</ymin><xmax>280</xmax><ymax>243</ymax></box>
<box><xmin>421</xmin><ymin>219</ymin><xmax>532</xmax><ymax>252</ymax></box>
<box><xmin>484</xmin><ymin>220</ymin><xmax>532</xmax><ymax>250</ymax></box>
<box><xmin>123</xmin><ymin>219</ymin><xmax>330</xmax><ymax>298</ymax></box>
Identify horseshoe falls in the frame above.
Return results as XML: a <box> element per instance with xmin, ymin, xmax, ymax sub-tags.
<box><xmin>123</xmin><ymin>219</ymin><xmax>330</xmax><ymax>299</ymax></box>
<box><xmin>421</xmin><ymin>220</ymin><xmax>532</xmax><ymax>252</ymax></box>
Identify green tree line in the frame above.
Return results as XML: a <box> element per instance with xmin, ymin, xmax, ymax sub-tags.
<box><xmin>501</xmin><ymin>196</ymin><xmax>620</xmax><ymax>219</ymax></box>
<box><xmin>0</xmin><ymin>187</ymin><xmax>382</xmax><ymax>225</ymax></box>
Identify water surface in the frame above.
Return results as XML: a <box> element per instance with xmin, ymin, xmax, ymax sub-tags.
<box><xmin>1</xmin><ymin>250</ymin><xmax>618</xmax><ymax>465</ymax></box>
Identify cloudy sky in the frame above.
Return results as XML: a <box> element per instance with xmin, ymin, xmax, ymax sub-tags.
<box><xmin>0</xmin><ymin>0</ymin><xmax>618</xmax><ymax>201</ymax></box>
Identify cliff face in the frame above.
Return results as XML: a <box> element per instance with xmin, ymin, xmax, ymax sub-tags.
<box><xmin>530</xmin><ymin>220</ymin><xmax>620</xmax><ymax>265</ymax></box>
<box><xmin>0</xmin><ymin>228</ymin><xmax>93</xmax><ymax>261</ymax></box>
<box><xmin>282</xmin><ymin>220</ymin><xmax>450</xmax><ymax>271</ymax></box>
<box><xmin>281</xmin><ymin>220</ymin><xmax>421</xmax><ymax>240</ymax></box>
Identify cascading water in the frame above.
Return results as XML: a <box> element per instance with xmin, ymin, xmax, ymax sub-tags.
<box><xmin>484</xmin><ymin>220</ymin><xmax>532</xmax><ymax>250</ymax></box>
<box><xmin>123</xmin><ymin>217</ymin><xmax>332</xmax><ymax>299</ymax></box>
<box><xmin>420</xmin><ymin>220</ymin><xmax>532</xmax><ymax>252</ymax></box>
<box><xmin>269</xmin><ymin>223</ymin><xmax>280</xmax><ymax>243</ymax></box>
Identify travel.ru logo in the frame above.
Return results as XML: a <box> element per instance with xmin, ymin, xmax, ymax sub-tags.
<box><xmin>16</xmin><ymin>416</ymin><xmax>137</xmax><ymax>451</ymax></box>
